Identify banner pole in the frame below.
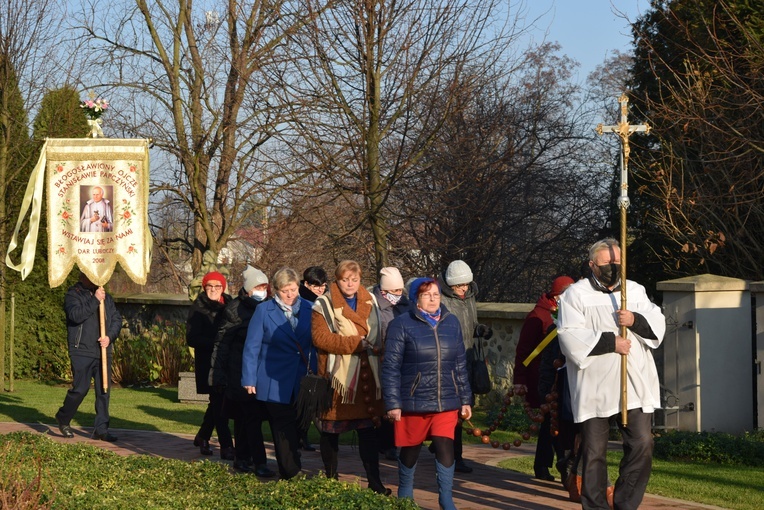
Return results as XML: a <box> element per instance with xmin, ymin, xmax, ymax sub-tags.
<box><xmin>99</xmin><ymin>300</ymin><xmax>108</xmax><ymax>393</ymax></box>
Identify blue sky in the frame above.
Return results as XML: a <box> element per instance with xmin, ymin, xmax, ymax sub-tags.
<box><xmin>516</xmin><ymin>0</ymin><xmax>650</xmax><ymax>81</ymax></box>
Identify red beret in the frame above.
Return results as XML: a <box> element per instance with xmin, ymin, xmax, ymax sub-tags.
<box><xmin>202</xmin><ymin>271</ymin><xmax>227</xmax><ymax>291</ymax></box>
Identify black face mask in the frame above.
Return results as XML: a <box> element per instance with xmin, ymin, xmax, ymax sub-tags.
<box><xmin>595</xmin><ymin>263</ymin><xmax>620</xmax><ymax>287</ymax></box>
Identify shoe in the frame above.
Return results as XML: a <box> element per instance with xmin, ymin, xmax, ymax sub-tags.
<box><xmin>199</xmin><ymin>439</ymin><xmax>213</xmax><ymax>456</ymax></box>
<box><xmin>384</xmin><ymin>448</ymin><xmax>399</xmax><ymax>461</ymax></box>
<box><xmin>220</xmin><ymin>447</ymin><xmax>236</xmax><ymax>461</ymax></box>
<box><xmin>233</xmin><ymin>460</ymin><xmax>253</xmax><ymax>473</ymax></box>
<box><xmin>368</xmin><ymin>480</ymin><xmax>392</xmax><ymax>496</ymax></box>
<box><xmin>55</xmin><ymin>415</ymin><xmax>74</xmax><ymax>438</ymax></box>
<box><xmin>534</xmin><ymin>471</ymin><xmax>555</xmax><ymax>482</ymax></box>
<box><xmin>255</xmin><ymin>464</ymin><xmax>276</xmax><ymax>478</ymax></box>
<box><xmin>454</xmin><ymin>459</ymin><xmax>473</xmax><ymax>473</ymax></box>
<box><xmin>94</xmin><ymin>431</ymin><xmax>118</xmax><ymax>442</ymax></box>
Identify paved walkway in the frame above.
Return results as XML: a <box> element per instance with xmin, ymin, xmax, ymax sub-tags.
<box><xmin>0</xmin><ymin>422</ymin><xmax>727</xmax><ymax>510</ymax></box>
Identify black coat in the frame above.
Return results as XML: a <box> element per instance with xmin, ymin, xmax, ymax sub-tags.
<box><xmin>64</xmin><ymin>282</ymin><xmax>122</xmax><ymax>360</ymax></box>
<box><xmin>209</xmin><ymin>288</ymin><xmax>264</xmax><ymax>401</ymax></box>
<box><xmin>186</xmin><ymin>291</ymin><xmax>230</xmax><ymax>394</ymax></box>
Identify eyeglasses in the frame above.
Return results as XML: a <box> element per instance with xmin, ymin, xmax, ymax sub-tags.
<box><xmin>420</xmin><ymin>293</ymin><xmax>440</xmax><ymax>300</ymax></box>
<box><xmin>308</xmin><ymin>284</ymin><xmax>327</xmax><ymax>291</ymax></box>
<box><xmin>205</xmin><ymin>284</ymin><xmax>223</xmax><ymax>290</ymax></box>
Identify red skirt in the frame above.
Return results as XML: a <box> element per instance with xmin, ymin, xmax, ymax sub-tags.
<box><xmin>394</xmin><ymin>410</ymin><xmax>459</xmax><ymax>447</ymax></box>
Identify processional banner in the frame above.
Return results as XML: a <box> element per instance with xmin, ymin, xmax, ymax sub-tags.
<box><xmin>6</xmin><ymin>138</ymin><xmax>151</xmax><ymax>287</ymax></box>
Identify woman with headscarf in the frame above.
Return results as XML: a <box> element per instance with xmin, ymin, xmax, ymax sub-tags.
<box><xmin>186</xmin><ymin>271</ymin><xmax>234</xmax><ymax>459</ymax></box>
<box><xmin>311</xmin><ymin>260</ymin><xmax>390</xmax><ymax>495</ymax></box>
<box><xmin>382</xmin><ymin>277</ymin><xmax>472</xmax><ymax>510</ymax></box>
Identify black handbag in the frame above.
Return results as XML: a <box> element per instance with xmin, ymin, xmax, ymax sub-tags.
<box><xmin>293</xmin><ymin>338</ymin><xmax>334</xmax><ymax>431</ymax></box>
<box><xmin>470</xmin><ymin>337</ymin><xmax>492</xmax><ymax>395</ymax></box>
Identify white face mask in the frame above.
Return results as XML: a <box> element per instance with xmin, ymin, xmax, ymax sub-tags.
<box><xmin>251</xmin><ymin>289</ymin><xmax>267</xmax><ymax>301</ymax></box>
<box><xmin>383</xmin><ymin>292</ymin><xmax>402</xmax><ymax>305</ymax></box>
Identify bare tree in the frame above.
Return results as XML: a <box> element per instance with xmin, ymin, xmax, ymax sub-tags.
<box><xmin>75</xmin><ymin>0</ymin><xmax>321</xmax><ymax>274</ymax></box>
<box><xmin>396</xmin><ymin>42</ymin><xmax>607</xmax><ymax>301</ymax></box>
<box><xmin>281</xmin><ymin>0</ymin><xmax>524</xmax><ymax>274</ymax></box>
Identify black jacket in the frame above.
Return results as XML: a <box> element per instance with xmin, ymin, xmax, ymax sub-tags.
<box><xmin>64</xmin><ymin>282</ymin><xmax>121</xmax><ymax>360</ymax></box>
<box><xmin>209</xmin><ymin>288</ymin><xmax>265</xmax><ymax>401</ymax></box>
<box><xmin>186</xmin><ymin>291</ymin><xmax>230</xmax><ymax>394</ymax></box>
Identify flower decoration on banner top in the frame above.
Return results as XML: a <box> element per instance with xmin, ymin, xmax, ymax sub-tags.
<box><xmin>127</xmin><ymin>162</ymin><xmax>138</xmax><ymax>174</ymax></box>
<box><xmin>120</xmin><ymin>199</ymin><xmax>136</xmax><ymax>227</ymax></box>
<box><xmin>127</xmin><ymin>244</ymin><xmax>138</xmax><ymax>255</ymax></box>
<box><xmin>80</xmin><ymin>97</ymin><xmax>109</xmax><ymax>120</ymax></box>
<box><xmin>54</xmin><ymin>163</ymin><xmax>65</xmax><ymax>174</ymax></box>
<box><xmin>462</xmin><ymin>359</ymin><xmax>564</xmax><ymax>451</ymax></box>
<box><xmin>57</xmin><ymin>198</ymin><xmax>74</xmax><ymax>227</ymax></box>
<box><xmin>56</xmin><ymin>245</ymin><xmax>66</xmax><ymax>256</ymax></box>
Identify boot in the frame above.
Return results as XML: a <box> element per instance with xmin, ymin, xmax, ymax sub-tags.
<box><xmin>397</xmin><ymin>460</ymin><xmax>417</xmax><ymax>500</ymax></box>
<box><xmin>435</xmin><ymin>459</ymin><xmax>456</xmax><ymax>510</ymax></box>
<box><xmin>364</xmin><ymin>459</ymin><xmax>391</xmax><ymax>496</ymax></box>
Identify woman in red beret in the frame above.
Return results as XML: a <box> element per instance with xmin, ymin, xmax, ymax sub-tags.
<box><xmin>186</xmin><ymin>271</ymin><xmax>234</xmax><ymax>458</ymax></box>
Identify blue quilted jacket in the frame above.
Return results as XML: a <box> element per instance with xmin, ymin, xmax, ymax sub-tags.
<box><xmin>382</xmin><ymin>306</ymin><xmax>472</xmax><ymax>413</ymax></box>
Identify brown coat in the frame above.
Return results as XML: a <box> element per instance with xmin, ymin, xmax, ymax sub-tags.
<box><xmin>311</xmin><ymin>283</ymin><xmax>385</xmax><ymax>421</ymax></box>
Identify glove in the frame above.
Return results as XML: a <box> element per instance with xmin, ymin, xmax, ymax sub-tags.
<box><xmin>475</xmin><ymin>324</ymin><xmax>493</xmax><ymax>339</ymax></box>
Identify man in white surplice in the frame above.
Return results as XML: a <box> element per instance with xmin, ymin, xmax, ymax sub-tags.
<box><xmin>557</xmin><ymin>238</ymin><xmax>665</xmax><ymax>510</ymax></box>
<box><xmin>80</xmin><ymin>186</ymin><xmax>113</xmax><ymax>232</ymax></box>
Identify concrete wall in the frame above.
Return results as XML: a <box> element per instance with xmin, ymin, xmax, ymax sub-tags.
<box><xmin>657</xmin><ymin>275</ymin><xmax>754</xmax><ymax>434</ymax></box>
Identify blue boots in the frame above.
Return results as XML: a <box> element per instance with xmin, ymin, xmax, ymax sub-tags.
<box><xmin>397</xmin><ymin>460</ymin><xmax>416</xmax><ymax>499</ymax></box>
<box><xmin>435</xmin><ymin>459</ymin><xmax>456</xmax><ymax>510</ymax></box>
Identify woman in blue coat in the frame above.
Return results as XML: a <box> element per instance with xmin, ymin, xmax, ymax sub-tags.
<box><xmin>241</xmin><ymin>267</ymin><xmax>314</xmax><ymax>480</ymax></box>
<box><xmin>382</xmin><ymin>277</ymin><xmax>472</xmax><ymax>510</ymax></box>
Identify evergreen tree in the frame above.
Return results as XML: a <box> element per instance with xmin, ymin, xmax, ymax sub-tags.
<box><xmin>0</xmin><ymin>53</ymin><xmax>32</xmax><ymax>387</ymax></box>
<box><xmin>4</xmin><ymin>86</ymin><xmax>87</xmax><ymax>380</ymax></box>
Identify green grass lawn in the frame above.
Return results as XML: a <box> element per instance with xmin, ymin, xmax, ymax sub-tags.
<box><xmin>498</xmin><ymin>450</ymin><xmax>764</xmax><ymax>510</ymax></box>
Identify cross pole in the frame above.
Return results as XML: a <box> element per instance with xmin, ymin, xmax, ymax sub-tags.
<box><xmin>595</xmin><ymin>93</ymin><xmax>650</xmax><ymax>426</ymax></box>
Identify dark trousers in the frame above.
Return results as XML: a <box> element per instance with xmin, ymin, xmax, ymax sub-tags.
<box><xmin>534</xmin><ymin>413</ymin><xmax>556</xmax><ymax>475</ymax></box>
<box><xmin>320</xmin><ymin>427</ymin><xmax>383</xmax><ymax>489</ymax></box>
<box><xmin>197</xmin><ymin>391</ymin><xmax>233</xmax><ymax>448</ymax></box>
<box><xmin>229</xmin><ymin>398</ymin><xmax>267</xmax><ymax>465</ymax></box>
<box><xmin>57</xmin><ymin>355</ymin><xmax>111</xmax><ymax>435</ymax></box>
<box><xmin>580</xmin><ymin>409</ymin><xmax>653</xmax><ymax>510</ymax></box>
<box><xmin>263</xmin><ymin>401</ymin><xmax>301</xmax><ymax>479</ymax></box>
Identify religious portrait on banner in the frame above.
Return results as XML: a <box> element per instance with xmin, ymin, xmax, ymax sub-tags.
<box><xmin>80</xmin><ymin>185</ymin><xmax>114</xmax><ymax>232</ymax></box>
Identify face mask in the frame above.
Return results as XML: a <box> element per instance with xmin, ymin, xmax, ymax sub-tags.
<box><xmin>383</xmin><ymin>292</ymin><xmax>402</xmax><ymax>305</ymax></box>
<box><xmin>595</xmin><ymin>263</ymin><xmax>620</xmax><ymax>287</ymax></box>
<box><xmin>251</xmin><ymin>289</ymin><xmax>267</xmax><ymax>301</ymax></box>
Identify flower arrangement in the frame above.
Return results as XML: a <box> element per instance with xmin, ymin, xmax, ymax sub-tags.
<box><xmin>80</xmin><ymin>97</ymin><xmax>109</xmax><ymax>120</ymax></box>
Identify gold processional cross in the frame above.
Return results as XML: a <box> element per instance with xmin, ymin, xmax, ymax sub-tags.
<box><xmin>595</xmin><ymin>93</ymin><xmax>650</xmax><ymax>426</ymax></box>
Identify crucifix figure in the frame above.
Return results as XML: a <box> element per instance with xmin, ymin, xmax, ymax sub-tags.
<box><xmin>595</xmin><ymin>93</ymin><xmax>650</xmax><ymax>426</ymax></box>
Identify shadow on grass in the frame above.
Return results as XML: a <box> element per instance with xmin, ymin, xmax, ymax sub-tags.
<box><xmin>0</xmin><ymin>393</ymin><xmax>52</xmax><ymax>425</ymax></box>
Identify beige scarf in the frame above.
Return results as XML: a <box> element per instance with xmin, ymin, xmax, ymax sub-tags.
<box><xmin>314</xmin><ymin>291</ymin><xmax>382</xmax><ymax>403</ymax></box>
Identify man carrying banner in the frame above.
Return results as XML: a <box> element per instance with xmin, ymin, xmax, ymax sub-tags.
<box><xmin>80</xmin><ymin>185</ymin><xmax>113</xmax><ymax>232</ymax></box>
<box><xmin>55</xmin><ymin>272</ymin><xmax>122</xmax><ymax>442</ymax></box>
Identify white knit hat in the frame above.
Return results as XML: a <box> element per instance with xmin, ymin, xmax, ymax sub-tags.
<box><xmin>242</xmin><ymin>265</ymin><xmax>269</xmax><ymax>292</ymax></box>
<box><xmin>379</xmin><ymin>267</ymin><xmax>405</xmax><ymax>291</ymax></box>
<box><xmin>445</xmin><ymin>260</ymin><xmax>473</xmax><ymax>286</ymax></box>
